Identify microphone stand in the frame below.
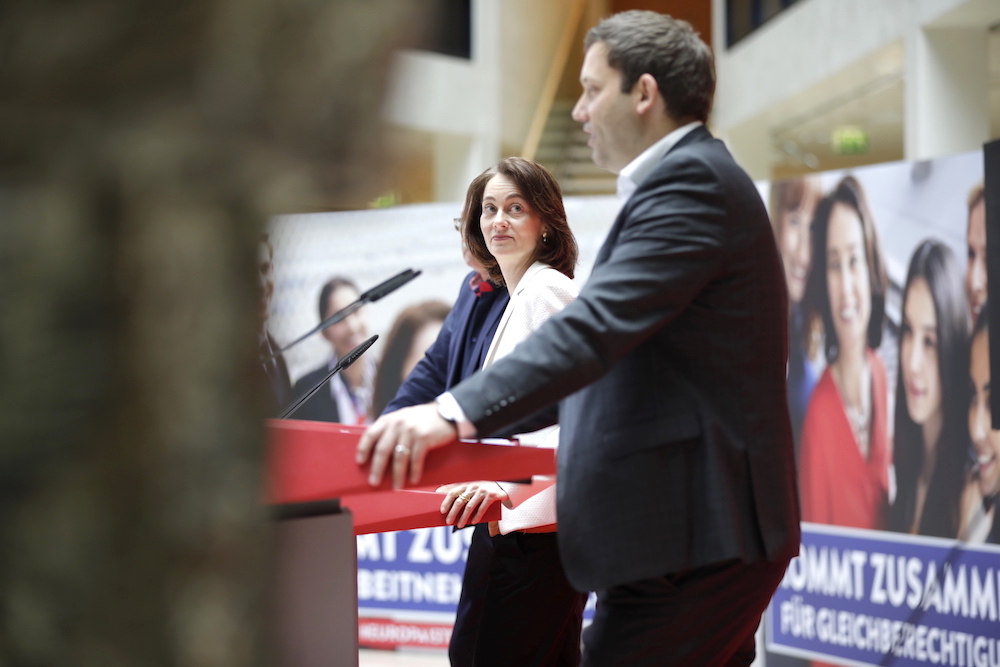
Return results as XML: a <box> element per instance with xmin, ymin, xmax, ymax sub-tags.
<box><xmin>263</xmin><ymin>268</ymin><xmax>421</xmax><ymax>362</ymax></box>
<box><xmin>276</xmin><ymin>335</ymin><xmax>379</xmax><ymax>420</ymax></box>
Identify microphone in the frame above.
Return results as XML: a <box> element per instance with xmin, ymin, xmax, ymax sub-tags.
<box><xmin>358</xmin><ymin>268</ymin><xmax>421</xmax><ymax>302</ymax></box>
<box><xmin>265</xmin><ymin>269</ymin><xmax>421</xmax><ymax>360</ymax></box>
<box><xmin>276</xmin><ymin>335</ymin><xmax>378</xmax><ymax>420</ymax></box>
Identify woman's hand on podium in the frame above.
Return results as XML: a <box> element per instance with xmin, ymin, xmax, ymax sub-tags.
<box><xmin>437</xmin><ymin>481</ymin><xmax>510</xmax><ymax>529</ymax></box>
<box><xmin>356</xmin><ymin>403</ymin><xmax>458</xmax><ymax>489</ymax></box>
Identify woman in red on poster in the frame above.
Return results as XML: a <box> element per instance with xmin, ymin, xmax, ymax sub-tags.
<box><xmin>799</xmin><ymin>176</ymin><xmax>891</xmax><ymax>529</ymax></box>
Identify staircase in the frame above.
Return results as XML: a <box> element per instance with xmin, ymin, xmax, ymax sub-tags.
<box><xmin>533</xmin><ymin>100</ymin><xmax>617</xmax><ymax>197</ymax></box>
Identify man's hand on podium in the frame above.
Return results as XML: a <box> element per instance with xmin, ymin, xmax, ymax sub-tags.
<box><xmin>356</xmin><ymin>403</ymin><xmax>458</xmax><ymax>489</ymax></box>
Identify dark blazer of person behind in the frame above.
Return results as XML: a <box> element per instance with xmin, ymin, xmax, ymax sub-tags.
<box><xmin>383</xmin><ymin>272</ymin><xmax>507</xmax><ymax>413</ymax></box>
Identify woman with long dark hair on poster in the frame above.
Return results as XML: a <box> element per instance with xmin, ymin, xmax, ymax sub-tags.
<box><xmin>960</xmin><ymin>302</ymin><xmax>1000</xmax><ymax>543</ymax></box>
<box><xmin>799</xmin><ymin>175</ymin><xmax>891</xmax><ymax>529</ymax></box>
<box><xmin>888</xmin><ymin>240</ymin><xmax>969</xmax><ymax>537</ymax></box>
<box><xmin>369</xmin><ymin>300</ymin><xmax>451</xmax><ymax>419</ymax></box>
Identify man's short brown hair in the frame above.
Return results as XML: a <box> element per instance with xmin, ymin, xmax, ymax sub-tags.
<box><xmin>585</xmin><ymin>11</ymin><xmax>715</xmax><ymax>124</ymax></box>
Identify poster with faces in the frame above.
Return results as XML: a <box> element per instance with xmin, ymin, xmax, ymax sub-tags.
<box><xmin>764</xmin><ymin>149</ymin><xmax>999</xmax><ymax>667</ymax></box>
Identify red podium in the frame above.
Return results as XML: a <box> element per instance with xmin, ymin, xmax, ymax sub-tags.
<box><xmin>266</xmin><ymin>419</ymin><xmax>556</xmax><ymax>666</ymax></box>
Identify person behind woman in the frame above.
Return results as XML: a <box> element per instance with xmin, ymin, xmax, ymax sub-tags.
<box><xmin>888</xmin><ymin>240</ymin><xmax>969</xmax><ymax>537</ymax></box>
<box><xmin>959</xmin><ymin>302</ymin><xmax>1000</xmax><ymax>543</ymax></box>
<box><xmin>769</xmin><ymin>176</ymin><xmax>823</xmax><ymax>448</ymax></box>
<box><xmin>290</xmin><ymin>276</ymin><xmax>375</xmax><ymax>424</ymax></box>
<box><xmin>799</xmin><ymin>175</ymin><xmax>890</xmax><ymax>529</ymax></box>
<box><xmin>436</xmin><ymin>157</ymin><xmax>587</xmax><ymax>667</ymax></box>
<box><xmin>369</xmin><ymin>300</ymin><xmax>451</xmax><ymax>419</ymax></box>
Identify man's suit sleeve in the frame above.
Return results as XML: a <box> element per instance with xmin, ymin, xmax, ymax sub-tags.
<box><xmin>451</xmin><ymin>151</ymin><xmax>728</xmax><ymax>436</ymax></box>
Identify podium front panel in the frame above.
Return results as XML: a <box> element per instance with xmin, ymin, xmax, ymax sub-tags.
<box><xmin>272</xmin><ymin>508</ymin><xmax>358</xmax><ymax>667</ymax></box>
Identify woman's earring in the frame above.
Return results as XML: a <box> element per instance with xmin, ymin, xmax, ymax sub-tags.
<box><xmin>542</xmin><ymin>231</ymin><xmax>548</xmax><ymax>244</ymax></box>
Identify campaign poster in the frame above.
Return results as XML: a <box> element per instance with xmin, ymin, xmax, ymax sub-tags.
<box><xmin>265</xmin><ymin>147</ymin><xmax>996</xmax><ymax>660</ymax></box>
<box><xmin>763</xmin><ymin>148</ymin><xmax>1000</xmax><ymax>667</ymax></box>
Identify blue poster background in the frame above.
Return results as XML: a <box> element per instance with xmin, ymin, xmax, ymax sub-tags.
<box><xmin>357</xmin><ymin>527</ymin><xmax>473</xmax><ymax>614</ymax></box>
<box><xmin>768</xmin><ymin>524</ymin><xmax>1000</xmax><ymax>666</ymax></box>
<box><xmin>357</xmin><ymin>527</ymin><xmax>596</xmax><ymax>622</ymax></box>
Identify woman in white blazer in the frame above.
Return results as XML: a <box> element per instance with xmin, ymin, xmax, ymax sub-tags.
<box><xmin>439</xmin><ymin>157</ymin><xmax>587</xmax><ymax>667</ymax></box>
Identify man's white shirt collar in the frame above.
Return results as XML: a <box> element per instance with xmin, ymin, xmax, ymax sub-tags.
<box><xmin>616</xmin><ymin>121</ymin><xmax>703</xmax><ymax>202</ymax></box>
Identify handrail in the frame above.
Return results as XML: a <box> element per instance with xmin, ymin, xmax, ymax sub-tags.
<box><xmin>520</xmin><ymin>0</ymin><xmax>586</xmax><ymax>161</ymax></box>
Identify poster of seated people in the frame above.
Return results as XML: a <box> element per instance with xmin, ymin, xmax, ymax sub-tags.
<box><xmin>763</xmin><ymin>146</ymin><xmax>1000</xmax><ymax>667</ymax></box>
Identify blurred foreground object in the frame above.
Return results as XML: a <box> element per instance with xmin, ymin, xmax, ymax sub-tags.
<box><xmin>0</xmin><ymin>0</ymin><xmax>435</xmax><ymax>663</ymax></box>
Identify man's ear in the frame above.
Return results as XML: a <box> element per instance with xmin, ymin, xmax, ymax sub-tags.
<box><xmin>634</xmin><ymin>73</ymin><xmax>660</xmax><ymax>115</ymax></box>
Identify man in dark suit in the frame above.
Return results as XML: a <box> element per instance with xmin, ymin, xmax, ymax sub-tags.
<box><xmin>290</xmin><ymin>276</ymin><xmax>374</xmax><ymax>423</ymax></box>
<box><xmin>359</xmin><ymin>11</ymin><xmax>800</xmax><ymax>665</ymax></box>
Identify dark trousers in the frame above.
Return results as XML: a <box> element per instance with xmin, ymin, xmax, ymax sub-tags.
<box><xmin>449</xmin><ymin>524</ymin><xmax>588</xmax><ymax>667</ymax></box>
<box><xmin>583</xmin><ymin>557</ymin><xmax>790</xmax><ymax>666</ymax></box>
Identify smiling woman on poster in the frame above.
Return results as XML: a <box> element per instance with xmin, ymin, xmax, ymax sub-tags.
<box><xmin>799</xmin><ymin>175</ymin><xmax>890</xmax><ymax>529</ymax></box>
<box><xmin>888</xmin><ymin>240</ymin><xmax>969</xmax><ymax>537</ymax></box>
<box><xmin>960</xmin><ymin>303</ymin><xmax>1000</xmax><ymax>544</ymax></box>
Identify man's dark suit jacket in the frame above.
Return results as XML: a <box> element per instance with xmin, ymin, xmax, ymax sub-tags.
<box><xmin>289</xmin><ymin>364</ymin><xmax>342</xmax><ymax>423</ymax></box>
<box><xmin>262</xmin><ymin>332</ymin><xmax>292</xmax><ymax>417</ymax></box>
<box><xmin>385</xmin><ymin>272</ymin><xmax>508</xmax><ymax>413</ymax></box>
<box><xmin>449</xmin><ymin>126</ymin><xmax>801</xmax><ymax>592</ymax></box>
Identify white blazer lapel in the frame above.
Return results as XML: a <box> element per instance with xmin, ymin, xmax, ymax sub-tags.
<box><xmin>482</xmin><ymin>262</ymin><xmax>547</xmax><ymax>369</ymax></box>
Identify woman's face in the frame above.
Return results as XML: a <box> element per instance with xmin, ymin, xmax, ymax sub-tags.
<box><xmin>778</xmin><ymin>197</ymin><xmax>815</xmax><ymax>303</ymax></box>
<box><xmin>825</xmin><ymin>202</ymin><xmax>871</xmax><ymax>357</ymax></box>
<box><xmin>969</xmin><ymin>329</ymin><xmax>1000</xmax><ymax>497</ymax></box>
<box><xmin>401</xmin><ymin>320</ymin><xmax>444</xmax><ymax>381</ymax></box>
<box><xmin>480</xmin><ymin>174</ymin><xmax>543</xmax><ymax>271</ymax></box>
<box><xmin>900</xmin><ymin>277</ymin><xmax>942</xmax><ymax>429</ymax></box>
<box><xmin>966</xmin><ymin>199</ymin><xmax>987</xmax><ymax>321</ymax></box>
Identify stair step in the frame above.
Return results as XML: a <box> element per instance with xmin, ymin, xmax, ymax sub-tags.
<box><xmin>560</xmin><ymin>179</ymin><xmax>617</xmax><ymax>195</ymax></box>
<box><xmin>562</xmin><ymin>161</ymin><xmax>611</xmax><ymax>176</ymax></box>
<box><xmin>544</xmin><ymin>113</ymin><xmax>576</xmax><ymax>128</ymax></box>
<box><xmin>566</xmin><ymin>145</ymin><xmax>594</xmax><ymax>160</ymax></box>
<box><xmin>533</xmin><ymin>99</ymin><xmax>615</xmax><ymax>197</ymax></box>
<box><xmin>535</xmin><ymin>148</ymin><xmax>568</xmax><ymax>163</ymax></box>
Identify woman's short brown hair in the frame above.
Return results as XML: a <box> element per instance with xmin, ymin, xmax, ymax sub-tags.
<box><xmin>460</xmin><ymin>157</ymin><xmax>578</xmax><ymax>286</ymax></box>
